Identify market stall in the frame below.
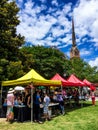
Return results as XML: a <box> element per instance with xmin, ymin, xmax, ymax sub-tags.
<box><xmin>1</xmin><ymin>69</ymin><xmax>61</xmax><ymax>122</ymax></box>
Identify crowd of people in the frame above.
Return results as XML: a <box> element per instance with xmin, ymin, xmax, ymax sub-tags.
<box><xmin>1</xmin><ymin>86</ymin><xmax>96</xmax><ymax>123</ymax></box>
<box><xmin>2</xmin><ymin>87</ymin><xmax>51</xmax><ymax>123</ymax></box>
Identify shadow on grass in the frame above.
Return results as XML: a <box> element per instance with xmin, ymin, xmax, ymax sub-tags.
<box><xmin>41</xmin><ymin>101</ymin><xmax>95</xmax><ymax>121</ymax></box>
<box><xmin>64</xmin><ymin>101</ymin><xmax>93</xmax><ymax>113</ymax></box>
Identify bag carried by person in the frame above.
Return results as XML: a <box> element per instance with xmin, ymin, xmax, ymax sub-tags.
<box><xmin>40</xmin><ymin>103</ymin><xmax>44</xmax><ymax>108</ymax></box>
<box><xmin>7</xmin><ymin>108</ymin><xmax>14</xmax><ymax>122</ymax></box>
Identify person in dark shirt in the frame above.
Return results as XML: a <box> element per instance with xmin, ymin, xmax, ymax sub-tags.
<box><xmin>24</xmin><ymin>89</ymin><xmax>31</xmax><ymax>120</ymax></box>
<box><xmin>33</xmin><ymin>90</ymin><xmax>43</xmax><ymax>123</ymax></box>
<box><xmin>24</xmin><ymin>89</ymin><xmax>30</xmax><ymax>106</ymax></box>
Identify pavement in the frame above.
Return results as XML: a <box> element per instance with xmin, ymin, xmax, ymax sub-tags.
<box><xmin>0</xmin><ymin>118</ymin><xmax>6</xmax><ymax>123</ymax></box>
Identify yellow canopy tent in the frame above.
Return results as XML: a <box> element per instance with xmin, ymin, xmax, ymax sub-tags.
<box><xmin>1</xmin><ymin>69</ymin><xmax>61</xmax><ymax>122</ymax></box>
<box><xmin>1</xmin><ymin>69</ymin><xmax>61</xmax><ymax>87</ymax></box>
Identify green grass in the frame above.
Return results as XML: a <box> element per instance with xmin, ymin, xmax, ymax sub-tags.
<box><xmin>0</xmin><ymin>101</ymin><xmax>98</xmax><ymax>130</ymax></box>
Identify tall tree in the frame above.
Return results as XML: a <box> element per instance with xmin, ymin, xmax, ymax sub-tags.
<box><xmin>68</xmin><ymin>58</ymin><xmax>98</xmax><ymax>82</ymax></box>
<box><xmin>20</xmin><ymin>46</ymin><xmax>69</xmax><ymax>79</ymax></box>
<box><xmin>0</xmin><ymin>0</ymin><xmax>25</xmax><ymax>81</ymax></box>
<box><xmin>0</xmin><ymin>0</ymin><xmax>25</xmax><ymax>61</ymax></box>
<box><xmin>20</xmin><ymin>46</ymin><xmax>98</xmax><ymax>82</ymax></box>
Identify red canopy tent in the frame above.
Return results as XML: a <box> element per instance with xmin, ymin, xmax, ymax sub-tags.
<box><xmin>67</xmin><ymin>74</ymin><xmax>86</xmax><ymax>86</ymax></box>
<box><xmin>83</xmin><ymin>79</ymin><xmax>92</xmax><ymax>86</ymax></box>
<box><xmin>51</xmin><ymin>73</ymin><xmax>74</xmax><ymax>86</ymax></box>
<box><xmin>83</xmin><ymin>79</ymin><xmax>96</xmax><ymax>90</ymax></box>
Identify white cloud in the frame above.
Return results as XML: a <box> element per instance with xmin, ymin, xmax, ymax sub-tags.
<box><xmin>73</xmin><ymin>0</ymin><xmax>98</xmax><ymax>48</ymax></box>
<box><xmin>16</xmin><ymin>0</ymin><xmax>72</xmax><ymax>46</ymax></box>
<box><xmin>40</xmin><ymin>0</ymin><xmax>47</xmax><ymax>3</ymax></box>
<box><xmin>51</xmin><ymin>0</ymin><xmax>58</xmax><ymax>6</ymax></box>
<box><xmin>89</xmin><ymin>57</ymin><xmax>98</xmax><ymax>67</ymax></box>
<box><xmin>16</xmin><ymin>0</ymin><xmax>98</xmax><ymax>63</ymax></box>
<box><xmin>80</xmin><ymin>48</ymin><xmax>91</xmax><ymax>56</ymax></box>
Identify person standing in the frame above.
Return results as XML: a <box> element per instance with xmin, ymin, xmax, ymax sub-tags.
<box><xmin>43</xmin><ymin>93</ymin><xmax>50</xmax><ymax>121</ymax></box>
<box><xmin>24</xmin><ymin>89</ymin><xmax>30</xmax><ymax>106</ymax></box>
<box><xmin>73</xmin><ymin>89</ymin><xmax>79</xmax><ymax>106</ymax></box>
<box><xmin>33</xmin><ymin>90</ymin><xmax>43</xmax><ymax>123</ymax></box>
<box><xmin>62</xmin><ymin>88</ymin><xmax>67</xmax><ymax>99</ymax></box>
<box><xmin>91</xmin><ymin>90</ymin><xmax>96</xmax><ymax>106</ymax></box>
<box><xmin>57</xmin><ymin>91</ymin><xmax>65</xmax><ymax>115</ymax></box>
<box><xmin>24</xmin><ymin>89</ymin><xmax>31</xmax><ymax>120</ymax></box>
<box><xmin>2</xmin><ymin>98</ymin><xmax>7</xmax><ymax>117</ymax></box>
<box><xmin>6</xmin><ymin>88</ymin><xmax>14</xmax><ymax>121</ymax></box>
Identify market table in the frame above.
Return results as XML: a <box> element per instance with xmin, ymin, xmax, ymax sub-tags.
<box><xmin>13</xmin><ymin>105</ymin><xmax>29</xmax><ymax>122</ymax></box>
<box><xmin>48</xmin><ymin>103</ymin><xmax>59</xmax><ymax>116</ymax></box>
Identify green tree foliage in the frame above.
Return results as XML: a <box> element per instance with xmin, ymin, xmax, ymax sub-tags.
<box><xmin>20</xmin><ymin>46</ymin><xmax>69</xmax><ymax>79</ymax></box>
<box><xmin>68</xmin><ymin>58</ymin><xmax>98</xmax><ymax>82</ymax></box>
<box><xmin>0</xmin><ymin>0</ymin><xmax>25</xmax><ymax>81</ymax></box>
<box><xmin>7</xmin><ymin>61</ymin><xmax>24</xmax><ymax>80</ymax></box>
<box><xmin>19</xmin><ymin>48</ymin><xmax>35</xmax><ymax>72</ymax></box>
<box><xmin>0</xmin><ymin>59</ymin><xmax>25</xmax><ymax>81</ymax></box>
<box><xmin>93</xmin><ymin>71</ymin><xmax>98</xmax><ymax>83</ymax></box>
<box><xmin>0</xmin><ymin>59</ymin><xmax>9</xmax><ymax>81</ymax></box>
<box><xmin>0</xmin><ymin>0</ymin><xmax>25</xmax><ymax>61</ymax></box>
<box><xmin>20</xmin><ymin>46</ymin><xmax>98</xmax><ymax>82</ymax></box>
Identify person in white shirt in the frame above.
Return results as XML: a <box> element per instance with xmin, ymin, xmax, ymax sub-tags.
<box><xmin>43</xmin><ymin>93</ymin><xmax>50</xmax><ymax>121</ymax></box>
<box><xmin>6</xmin><ymin>88</ymin><xmax>14</xmax><ymax>121</ymax></box>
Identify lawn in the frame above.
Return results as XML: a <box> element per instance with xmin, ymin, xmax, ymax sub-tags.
<box><xmin>0</xmin><ymin>101</ymin><xmax>98</xmax><ymax>130</ymax></box>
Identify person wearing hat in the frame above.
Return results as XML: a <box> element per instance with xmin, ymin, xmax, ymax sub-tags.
<box><xmin>6</xmin><ymin>88</ymin><xmax>14</xmax><ymax>121</ymax></box>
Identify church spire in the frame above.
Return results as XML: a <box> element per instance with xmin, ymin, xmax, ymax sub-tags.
<box><xmin>72</xmin><ymin>17</ymin><xmax>76</xmax><ymax>47</ymax></box>
<box><xmin>70</xmin><ymin>17</ymin><xmax>80</xmax><ymax>59</ymax></box>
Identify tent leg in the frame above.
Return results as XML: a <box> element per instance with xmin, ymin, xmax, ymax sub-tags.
<box><xmin>31</xmin><ymin>85</ymin><xmax>33</xmax><ymax>123</ymax></box>
<box><xmin>80</xmin><ymin>87</ymin><xmax>83</xmax><ymax>107</ymax></box>
<box><xmin>61</xmin><ymin>85</ymin><xmax>63</xmax><ymax>92</ymax></box>
<box><xmin>0</xmin><ymin>86</ymin><xmax>3</xmax><ymax>117</ymax></box>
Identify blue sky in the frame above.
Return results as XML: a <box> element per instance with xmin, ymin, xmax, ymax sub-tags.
<box><xmin>12</xmin><ymin>0</ymin><xmax>98</xmax><ymax>68</ymax></box>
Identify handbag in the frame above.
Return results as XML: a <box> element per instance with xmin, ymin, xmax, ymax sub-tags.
<box><xmin>7</xmin><ymin>108</ymin><xmax>14</xmax><ymax>121</ymax></box>
<box><xmin>40</xmin><ymin>104</ymin><xmax>44</xmax><ymax>108</ymax></box>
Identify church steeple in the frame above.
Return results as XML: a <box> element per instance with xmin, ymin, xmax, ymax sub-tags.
<box><xmin>70</xmin><ymin>18</ymin><xmax>80</xmax><ymax>59</ymax></box>
<box><xmin>72</xmin><ymin>18</ymin><xmax>76</xmax><ymax>47</ymax></box>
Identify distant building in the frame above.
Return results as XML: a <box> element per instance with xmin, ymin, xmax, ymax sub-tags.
<box><xmin>70</xmin><ymin>18</ymin><xmax>80</xmax><ymax>59</ymax></box>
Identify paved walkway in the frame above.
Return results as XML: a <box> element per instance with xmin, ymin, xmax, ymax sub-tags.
<box><xmin>0</xmin><ymin>118</ymin><xmax>6</xmax><ymax>123</ymax></box>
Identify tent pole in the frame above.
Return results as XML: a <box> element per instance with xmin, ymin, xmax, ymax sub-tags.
<box><xmin>80</xmin><ymin>87</ymin><xmax>83</xmax><ymax>107</ymax></box>
<box><xmin>0</xmin><ymin>85</ymin><xmax>3</xmax><ymax>117</ymax></box>
<box><xmin>61</xmin><ymin>85</ymin><xmax>63</xmax><ymax>93</ymax></box>
<box><xmin>30</xmin><ymin>83</ymin><xmax>33</xmax><ymax>123</ymax></box>
<box><xmin>0</xmin><ymin>85</ymin><xmax>2</xmax><ymax>104</ymax></box>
